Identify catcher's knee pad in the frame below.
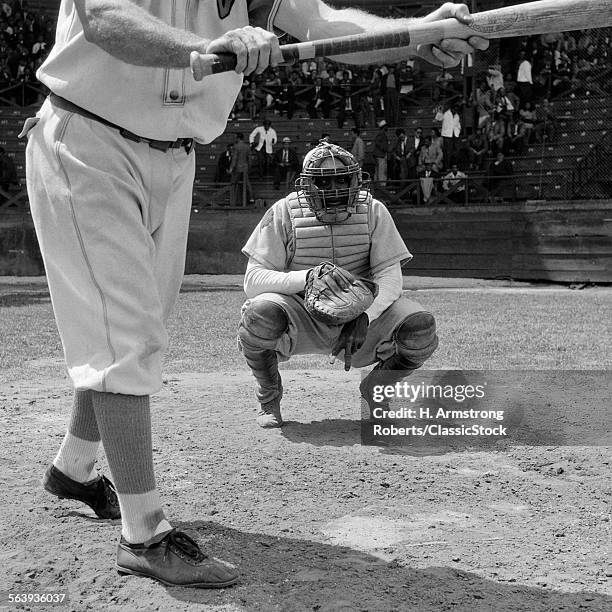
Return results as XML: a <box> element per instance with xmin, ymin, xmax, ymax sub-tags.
<box><xmin>394</xmin><ymin>311</ymin><xmax>438</xmax><ymax>367</ymax></box>
<box><xmin>238</xmin><ymin>300</ymin><xmax>288</xmax><ymax>350</ymax></box>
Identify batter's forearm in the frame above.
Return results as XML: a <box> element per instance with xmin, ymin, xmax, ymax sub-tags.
<box><xmin>276</xmin><ymin>0</ymin><xmax>416</xmax><ymax>65</ymax></box>
<box><xmin>75</xmin><ymin>0</ymin><xmax>209</xmax><ymax>68</ymax></box>
<box><xmin>244</xmin><ymin>260</ymin><xmax>309</xmax><ymax>298</ymax></box>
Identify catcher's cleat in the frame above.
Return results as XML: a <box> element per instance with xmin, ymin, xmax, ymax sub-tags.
<box><xmin>116</xmin><ymin>529</ymin><xmax>239</xmax><ymax>588</ymax></box>
<box><xmin>359</xmin><ymin>363</ymin><xmax>388</xmax><ymax>412</ymax></box>
<box><xmin>256</xmin><ymin>397</ymin><xmax>283</xmax><ymax>428</ymax></box>
<box><xmin>42</xmin><ymin>464</ymin><xmax>120</xmax><ymax>519</ymax></box>
<box><xmin>359</xmin><ymin>356</ymin><xmax>410</xmax><ymax>422</ymax></box>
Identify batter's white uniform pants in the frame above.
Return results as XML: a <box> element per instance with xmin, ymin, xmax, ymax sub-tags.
<box><xmin>24</xmin><ymin>97</ymin><xmax>195</xmax><ymax>395</ymax></box>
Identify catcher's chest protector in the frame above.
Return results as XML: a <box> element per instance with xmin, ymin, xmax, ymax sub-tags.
<box><xmin>286</xmin><ymin>194</ymin><xmax>371</xmax><ymax>276</ymax></box>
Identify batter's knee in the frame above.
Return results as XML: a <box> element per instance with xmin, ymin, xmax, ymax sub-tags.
<box><xmin>238</xmin><ymin>300</ymin><xmax>289</xmax><ymax>350</ymax></box>
<box><xmin>394</xmin><ymin>311</ymin><xmax>438</xmax><ymax>367</ymax></box>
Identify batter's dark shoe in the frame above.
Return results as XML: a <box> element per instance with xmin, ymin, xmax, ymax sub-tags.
<box><xmin>256</xmin><ymin>397</ymin><xmax>283</xmax><ymax>428</ymax></box>
<box><xmin>116</xmin><ymin>529</ymin><xmax>239</xmax><ymax>588</ymax></box>
<box><xmin>42</xmin><ymin>465</ymin><xmax>120</xmax><ymax>519</ymax></box>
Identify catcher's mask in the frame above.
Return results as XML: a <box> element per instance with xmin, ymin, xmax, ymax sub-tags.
<box><xmin>296</xmin><ymin>143</ymin><xmax>370</xmax><ymax>224</ymax></box>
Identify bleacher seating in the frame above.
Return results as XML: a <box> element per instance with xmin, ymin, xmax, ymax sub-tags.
<box><xmin>0</xmin><ymin>93</ymin><xmax>609</xmax><ymax>209</ymax></box>
<box><xmin>22</xmin><ymin>0</ymin><xmax>60</xmax><ymax>19</ymax></box>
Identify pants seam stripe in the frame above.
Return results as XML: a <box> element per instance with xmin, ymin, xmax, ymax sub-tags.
<box><xmin>54</xmin><ymin>112</ymin><xmax>117</xmax><ymax>392</ymax></box>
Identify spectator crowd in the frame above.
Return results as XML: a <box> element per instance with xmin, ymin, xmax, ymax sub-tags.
<box><xmin>215</xmin><ymin>25</ymin><xmax>610</xmax><ymax>206</ymax></box>
<box><xmin>0</xmin><ymin>1</ymin><xmax>55</xmax><ymax>103</ymax></box>
<box><xmin>0</xmin><ymin>1</ymin><xmax>608</xmax><ymax>206</ymax></box>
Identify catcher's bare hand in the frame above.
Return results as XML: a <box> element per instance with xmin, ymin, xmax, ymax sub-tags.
<box><xmin>191</xmin><ymin>26</ymin><xmax>282</xmax><ymax>80</ymax></box>
<box><xmin>330</xmin><ymin>312</ymin><xmax>369</xmax><ymax>371</ymax></box>
<box><xmin>417</xmin><ymin>3</ymin><xmax>489</xmax><ymax>68</ymax></box>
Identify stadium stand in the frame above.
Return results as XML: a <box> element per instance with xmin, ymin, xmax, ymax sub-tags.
<box><xmin>0</xmin><ymin>0</ymin><xmax>609</xmax><ymax>212</ymax></box>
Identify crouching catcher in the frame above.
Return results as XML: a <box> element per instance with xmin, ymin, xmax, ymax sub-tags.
<box><xmin>237</xmin><ymin>142</ymin><xmax>439</xmax><ymax>427</ymax></box>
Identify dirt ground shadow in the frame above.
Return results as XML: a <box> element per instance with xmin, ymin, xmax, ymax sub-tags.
<box><xmin>161</xmin><ymin>520</ymin><xmax>611</xmax><ymax>611</ymax></box>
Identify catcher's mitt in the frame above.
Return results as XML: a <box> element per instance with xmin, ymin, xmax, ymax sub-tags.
<box><xmin>304</xmin><ymin>262</ymin><xmax>378</xmax><ymax>326</ymax></box>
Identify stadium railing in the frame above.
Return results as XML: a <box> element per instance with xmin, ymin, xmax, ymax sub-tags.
<box><xmin>190</xmin><ymin>170</ymin><xmax>573</xmax><ymax>210</ymax></box>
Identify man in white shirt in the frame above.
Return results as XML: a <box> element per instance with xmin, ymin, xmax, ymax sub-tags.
<box><xmin>516</xmin><ymin>51</ymin><xmax>533</xmax><ymax>103</ymax></box>
<box><xmin>249</xmin><ymin>118</ymin><xmax>277</xmax><ymax>176</ymax></box>
<box><xmin>440</xmin><ymin>103</ymin><xmax>462</xmax><ymax>168</ymax></box>
<box><xmin>442</xmin><ymin>163</ymin><xmax>467</xmax><ymax>203</ymax></box>
<box><xmin>23</xmin><ymin>0</ymin><xmax>486</xmax><ymax>588</ymax></box>
<box><xmin>31</xmin><ymin>35</ymin><xmax>46</xmax><ymax>58</ymax></box>
<box><xmin>419</xmin><ymin>161</ymin><xmax>438</xmax><ymax>203</ymax></box>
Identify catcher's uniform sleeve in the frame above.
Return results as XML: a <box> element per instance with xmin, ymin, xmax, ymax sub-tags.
<box><xmin>365</xmin><ymin>262</ymin><xmax>403</xmax><ymax>322</ymax></box>
<box><xmin>242</xmin><ymin>200</ymin><xmax>292</xmax><ymax>271</ymax></box>
<box><xmin>368</xmin><ymin>199</ymin><xmax>412</xmax><ymax>275</ymax></box>
<box><xmin>244</xmin><ymin>260</ymin><xmax>308</xmax><ymax>298</ymax></box>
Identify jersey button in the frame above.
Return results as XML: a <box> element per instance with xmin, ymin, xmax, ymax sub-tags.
<box><xmin>169</xmin><ymin>90</ymin><xmax>180</xmax><ymax>101</ymax></box>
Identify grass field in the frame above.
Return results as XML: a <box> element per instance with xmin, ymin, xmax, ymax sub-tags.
<box><xmin>1</xmin><ymin>283</ymin><xmax>611</xmax><ymax>377</ymax></box>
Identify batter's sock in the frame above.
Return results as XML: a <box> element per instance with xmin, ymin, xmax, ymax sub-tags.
<box><xmin>53</xmin><ymin>390</ymin><xmax>100</xmax><ymax>483</ymax></box>
<box><xmin>91</xmin><ymin>391</ymin><xmax>172</xmax><ymax>545</ymax></box>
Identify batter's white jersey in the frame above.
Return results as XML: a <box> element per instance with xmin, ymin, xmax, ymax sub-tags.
<box><xmin>37</xmin><ymin>0</ymin><xmax>284</xmax><ymax>143</ymax></box>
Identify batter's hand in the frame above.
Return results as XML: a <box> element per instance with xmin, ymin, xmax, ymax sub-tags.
<box><xmin>329</xmin><ymin>312</ymin><xmax>369</xmax><ymax>372</ymax></box>
<box><xmin>191</xmin><ymin>26</ymin><xmax>282</xmax><ymax>80</ymax></box>
<box><xmin>417</xmin><ymin>3</ymin><xmax>489</xmax><ymax>68</ymax></box>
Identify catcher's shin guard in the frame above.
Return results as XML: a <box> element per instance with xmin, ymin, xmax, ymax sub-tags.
<box><xmin>360</xmin><ymin>312</ymin><xmax>438</xmax><ymax>416</ymax></box>
<box><xmin>238</xmin><ymin>300</ymin><xmax>288</xmax><ymax>427</ymax></box>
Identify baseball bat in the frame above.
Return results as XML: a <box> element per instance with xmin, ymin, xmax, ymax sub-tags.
<box><xmin>191</xmin><ymin>0</ymin><xmax>612</xmax><ymax>80</ymax></box>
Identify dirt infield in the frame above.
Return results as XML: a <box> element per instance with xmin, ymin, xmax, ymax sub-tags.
<box><xmin>1</xmin><ymin>277</ymin><xmax>611</xmax><ymax>612</ymax></box>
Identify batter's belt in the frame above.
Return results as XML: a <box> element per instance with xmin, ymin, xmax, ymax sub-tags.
<box><xmin>49</xmin><ymin>94</ymin><xmax>194</xmax><ymax>154</ymax></box>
